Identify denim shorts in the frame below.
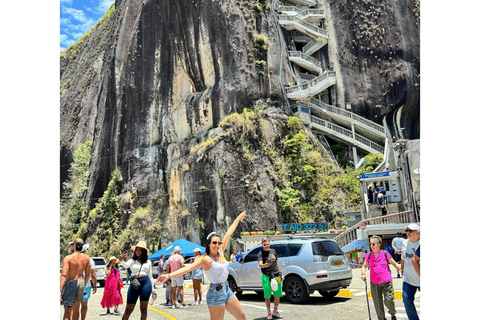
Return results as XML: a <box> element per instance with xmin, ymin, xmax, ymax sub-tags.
<box><xmin>191</xmin><ymin>268</ymin><xmax>203</xmax><ymax>280</ymax></box>
<box><xmin>206</xmin><ymin>281</ymin><xmax>234</xmax><ymax>306</ymax></box>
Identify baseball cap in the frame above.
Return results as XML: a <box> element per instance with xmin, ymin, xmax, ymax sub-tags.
<box><xmin>174</xmin><ymin>246</ymin><xmax>182</xmax><ymax>252</ymax></box>
<box><xmin>193</xmin><ymin>247</ymin><xmax>201</xmax><ymax>253</ymax></box>
<box><xmin>406</xmin><ymin>223</ymin><xmax>420</xmax><ymax>231</ymax></box>
<box><xmin>81</xmin><ymin>244</ymin><xmax>90</xmax><ymax>253</ymax></box>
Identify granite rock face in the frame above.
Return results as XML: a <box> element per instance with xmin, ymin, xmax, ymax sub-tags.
<box><xmin>326</xmin><ymin>0</ymin><xmax>420</xmax><ymax>139</ymax></box>
<box><xmin>60</xmin><ymin>0</ymin><xmax>419</xmax><ymax>243</ymax></box>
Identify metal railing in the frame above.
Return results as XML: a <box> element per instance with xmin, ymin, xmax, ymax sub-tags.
<box><xmin>288</xmin><ymin>51</ymin><xmax>322</xmax><ymax>68</ymax></box>
<box><xmin>286</xmin><ymin>71</ymin><xmax>336</xmax><ymax>94</ymax></box>
<box><xmin>308</xmin><ymin>98</ymin><xmax>385</xmax><ymax>134</ymax></box>
<box><xmin>309</xmin><ymin>115</ymin><xmax>384</xmax><ymax>153</ymax></box>
<box><xmin>279</xmin><ymin>6</ymin><xmax>325</xmax><ymax>17</ymax></box>
<box><xmin>311</xmin><ymin>116</ymin><xmax>354</xmax><ymax>138</ymax></box>
<box><xmin>278</xmin><ymin>16</ymin><xmax>328</xmax><ymax>38</ymax></box>
<box><xmin>333</xmin><ymin>211</ymin><xmax>415</xmax><ymax>249</ymax></box>
<box><xmin>299</xmin><ymin>73</ymin><xmax>317</xmax><ymax>81</ymax></box>
<box><xmin>302</xmin><ymin>39</ymin><xmax>328</xmax><ymax>55</ymax></box>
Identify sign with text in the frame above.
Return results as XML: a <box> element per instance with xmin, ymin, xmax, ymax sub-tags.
<box><xmin>360</xmin><ymin>171</ymin><xmax>398</xmax><ymax>180</ymax></box>
<box><xmin>281</xmin><ymin>222</ymin><xmax>328</xmax><ymax>232</ymax></box>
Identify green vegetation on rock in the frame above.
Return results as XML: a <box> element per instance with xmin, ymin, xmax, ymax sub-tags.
<box><xmin>60</xmin><ymin>3</ymin><xmax>115</xmax><ymax>61</ymax></box>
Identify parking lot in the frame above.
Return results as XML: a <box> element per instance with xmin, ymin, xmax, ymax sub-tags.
<box><xmin>60</xmin><ymin>268</ymin><xmax>419</xmax><ymax>319</ymax></box>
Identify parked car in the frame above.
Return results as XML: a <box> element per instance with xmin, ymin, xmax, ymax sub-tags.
<box><xmin>227</xmin><ymin>237</ymin><xmax>352</xmax><ymax>304</ymax></box>
<box><xmin>119</xmin><ymin>265</ymin><xmax>128</xmax><ymax>282</ymax></box>
<box><xmin>91</xmin><ymin>257</ymin><xmax>107</xmax><ymax>287</ymax></box>
<box><xmin>152</xmin><ymin>260</ymin><xmax>160</xmax><ymax>278</ymax></box>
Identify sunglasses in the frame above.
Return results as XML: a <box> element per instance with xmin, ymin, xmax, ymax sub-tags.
<box><xmin>405</xmin><ymin>229</ymin><xmax>414</xmax><ymax>233</ymax></box>
<box><xmin>211</xmin><ymin>241</ymin><xmax>223</xmax><ymax>245</ymax></box>
<box><xmin>370</xmin><ymin>243</ymin><xmax>379</xmax><ymax>246</ymax></box>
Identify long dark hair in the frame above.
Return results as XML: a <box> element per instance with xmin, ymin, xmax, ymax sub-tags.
<box><xmin>132</xmin><ymin>248</ymin><xmax>148</xmax><ymax>264</ymax></box>
<box><xmin>205</xmin><ymin>233</ymin><xmax>221</xmax><ymax>256</ymax></box>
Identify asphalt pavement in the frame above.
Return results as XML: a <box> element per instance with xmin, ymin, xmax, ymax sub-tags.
<box><xmin>60</xmin><ymin>268</ymin><xmax>420</xmax><ymax>320</ymax></box>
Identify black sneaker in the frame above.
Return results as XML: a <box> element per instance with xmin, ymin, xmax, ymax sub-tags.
<box><xmin>113</xmin><ymin>310</ymin><xmax>121</xmax><ymax>316</ymax></box>
<box><xmin>391</xmin><ymin>316</ymin><xmax>397</xmax><ymax>320</ymax></box>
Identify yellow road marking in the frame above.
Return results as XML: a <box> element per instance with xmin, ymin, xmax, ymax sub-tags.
<box><xmin>96</xmin><ymin>294</ymin><xmax>177</xmax><ymax>319</ymax></box>
<box><xmin>147</xmin><ymin>306</ymin><xmax>178</xmax><ymax>320</ymax></box>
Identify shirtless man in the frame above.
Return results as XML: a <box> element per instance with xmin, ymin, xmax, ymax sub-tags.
<box><xmin>60</xmin><ymin>238</ymin><xmax>91</xmax><ymax>320</ymax></box>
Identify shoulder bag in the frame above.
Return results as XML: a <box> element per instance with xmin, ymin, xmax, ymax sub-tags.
<box><xmin>131</xmin><ymin>262</ymin><xmax>143</xmax><ymax>290</ymax></box>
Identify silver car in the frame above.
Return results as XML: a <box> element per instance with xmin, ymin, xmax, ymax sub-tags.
<box><xmin>227</xmin><ymin>237</ymin><xmax>352</xmax><ymax>304</ymax></box>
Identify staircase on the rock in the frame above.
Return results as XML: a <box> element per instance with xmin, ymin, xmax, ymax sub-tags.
<box><xmin>276</xmin><ymin>0</ymin><xmax>386</xmax><ymax>161</ymax></box>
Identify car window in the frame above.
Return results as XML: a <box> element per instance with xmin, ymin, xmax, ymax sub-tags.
<box><xmin>270</xmin><ymin>244</ymin><xmax>288</xmax><ymax>258</ymax></box>
<box><xmin>311</xmin><ymin>241</ymin><xmax>343</xmax><ymax>256</ymax></box>
<box><xmin>288</xmin><ymin>243</ymin><xmax>303</xmax><ymax>256</ymax></box>
<box><xmin>243</xmin><ymin>247</ymin><xmax>262</xmax><ymax>263</ymax></box>
<box><xmin>92</xmin><ymin>258</ymin><xmax>105</xmax><ymax>266</ymax></box>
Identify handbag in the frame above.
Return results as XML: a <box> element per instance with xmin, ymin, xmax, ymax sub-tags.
<box><xmin>117</xmin><ymin>270</ymin><xmax>124</xmax><ymax>289</ymax></box>
<box><xmin>130</xmin><ymin>262</ymin><xmax>143</xmax><ymax>290</ymax></box>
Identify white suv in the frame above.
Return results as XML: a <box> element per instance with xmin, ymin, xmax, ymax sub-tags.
<box><xmin>227</xmin><ymin>237</ymin><xmax>352</xmax><ymax>304</ymax></box>
<box><xmin>91</xmin><ymin>257</ymin><xmax>107</xmax><ymax>287</ymax></box>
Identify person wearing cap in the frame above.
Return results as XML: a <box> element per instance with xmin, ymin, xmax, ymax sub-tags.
<box><xmin>101</xmin><ymin>256</ymin><xmax>123</xmax><ymax>315</ymax></box>
<box><xmin>155</xmin><ymin>211</ymin><xmax>247</xmax><ymax>320</ymax></box>
<box><xmin>361</xmin><ymin>235</ymin><xmax>401</xmax><ymax>320</ymax></box>
<box><xmin>60</xmin><ymin>238</ymin><xmax>91</xmax><ymax>320</ymax></box>
<box><xmin>167</xmin><ymin>246</ymin><xmax>185</xmax><ymax>308</ymax></box>
<box><xmin>191</xmin><ymin>247</ymin><xmax>204</xmax><ymax>306</ymax></box>
<box><xmin>401</xmin><ymin>224</ymin><xmax>421</xmax><ymax>320</ymax></box>
<box><xmin>119</xmin><ymin>241</ymin><xmax>155</xmax><ymax>319</ymax></box>
<box><xmin>80</xmin><ymin>244</ymin><xmax>97</xmax><ymax>320</ymax></box>
<box><xmin>391</xmin><ymin>232</ymin><xmax>405</xmax><ymax>278</ymax></box>
<box><xmin>258</xmin><ymin>238</ymin><xmax>283</xmax><ymax>319</ymax></box>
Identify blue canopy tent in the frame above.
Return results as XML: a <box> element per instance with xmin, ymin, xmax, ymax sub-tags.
<box><xmin>148</xmin><ymin>239</ymin><xmax>205</xmax><ymax>260</ymax></box>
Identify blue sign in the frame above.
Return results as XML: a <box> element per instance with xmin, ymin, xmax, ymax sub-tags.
<box><xmin>281</xmin><ymin>222</ymin><xmax>328</xmax><ymax>232</ymax></box>
<box><xmin>360</xmin><ymin>171</ymin><xmax>397</xmax><ymax>179</ymax></box>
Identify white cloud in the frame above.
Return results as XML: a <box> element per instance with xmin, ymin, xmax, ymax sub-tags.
<box><xmin>60</xmin><ymin>0</ymin><xmax>73</xmax><ymax>4</ymax></box>
<box><xmin>62</xmin><ymin>7</ymin><xmax>91</xmax><ymax>23</ymax></box>
<box><xmin>60</xmin><ymin>34</ymin><xmax>69</xmax><ymax>42</ymax></box>
<box><xmin>60</xmin><ymin>17</ymin><xmax>71</xmax><ymax>25</ymax></box>
<box><xmin>97</xmin><ymin>0</ymin><xmax>115</xmax><ymax>13</ymax></box>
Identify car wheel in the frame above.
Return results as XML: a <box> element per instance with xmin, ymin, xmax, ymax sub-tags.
<box><xmin>184</xmin><ymin>271</ymin><xmax>191</xmax><ymax>280</ymax></box>
<box><xmin>284</xmin><ymin>276</ymin><xmax>309</xmax><ymax>304</ymax></box>
<box><xmin>319</xmin><ymin>290</ymin><xmax>339</xmax><ymax>299</ymax></box>
<box><xmin>227</xmin><ymin>276</ymin><xmax>242</xmax><ymax>298</ymax></box>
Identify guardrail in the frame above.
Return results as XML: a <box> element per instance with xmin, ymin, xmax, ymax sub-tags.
<box><xmin>299</xmin><ymin>73</ymin><xmax>317</xmax><ymax>81</ymax></box>
<box><xmin>333</xmin><ymin>211</ymin><xmax>415</xmax><ymax>249</ymax></box>
<box><xmin>311</xmin><ymin>116</ymin><xmax>354</xmax><ymax>138</ymax></box>
<box><xmin>288</xmin><ymin>51</ymin><xmax>322</xmax><ymax>68</ymax></box>
<box><xmin>279</xmin><ymin>6</ymin><xmax>325</xmax><ymax>17</ymax></box>
<box><xmin>308</xmin><ymin>98</ymin><xmax>385</xmax><ymax>134</ymax></box>
<box><xmin>302</xmin><ymin>39</ymin><xmax>328</xmax><ymax>55</ymax></box>
<box><xmin>278</xmin><ymin>16</ymin><xmax>328</xmax><ymax>38</ymax></box>
<box><xmin>309</xmin><ymin>115</ymin><xmax>384</xmax><ymax>153</ymax></box>
<box><xmin>286</xmin><ymin>71</ymin><xmax>336</xmax><ymax>94</ymax></box>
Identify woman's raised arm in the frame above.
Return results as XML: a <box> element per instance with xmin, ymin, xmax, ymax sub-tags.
<box><xmin>222</xmin><ymin>211</ymin><xmax>246</xmax><ymax>252</ymax></box>
<box><xmin>155</xmin><ymin>255</ymin><xmax>205</xmax><ymax>285</ymax></box>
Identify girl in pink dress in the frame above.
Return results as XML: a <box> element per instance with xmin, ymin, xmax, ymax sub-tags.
<box><xmin>100</xmin><ymin>256</ymin><xmax>123</xmax><ymax>315</ymax></box>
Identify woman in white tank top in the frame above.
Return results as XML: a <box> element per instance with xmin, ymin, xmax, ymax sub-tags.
<box><xmin>156</xmin><ymin>211</ymin><xmax>247</xmax><ymax>320</ymax></box>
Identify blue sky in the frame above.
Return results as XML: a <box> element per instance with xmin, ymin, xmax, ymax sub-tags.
<box><xmin>60</xmin><ymin>0</ymin><xmax>115</xmax><ymax>51</ymax></box>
